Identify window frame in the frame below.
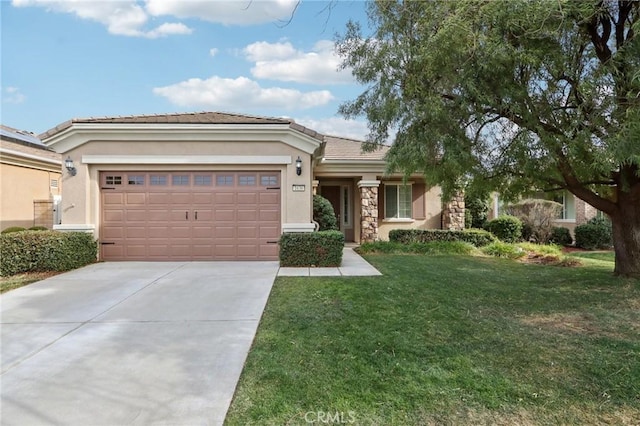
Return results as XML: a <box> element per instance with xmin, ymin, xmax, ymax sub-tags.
<box><xmin>384</xmin><ymin>182</ymin><xmax>413</xmax><ymax>220</ymax></box>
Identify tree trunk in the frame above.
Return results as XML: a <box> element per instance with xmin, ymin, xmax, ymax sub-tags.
<box><xmin>611</xmin><ymin>201</ymin><xmax>640</xmax><ymax>278</ymax></box>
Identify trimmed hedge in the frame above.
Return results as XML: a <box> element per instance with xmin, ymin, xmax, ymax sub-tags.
<box><xmin>313</xmin><ymin>194</ymin><xmax>338</xmax><ymax>231</ymax></box>
<box><xmin>575</xmin><ymin>217</ymin><xmax>613</xmax><ymax>250</ymax></box>
<box><xmin>279</xmin><ymin>231</ymin><xmax>344</xmax><ymax>267</ymax></box>
<box><xmin>1</xmin><ymin>226</ymin><xmax>26</xmax><ymax>234</ymax></box>
<box><xmin>549</xmin><ymin>226</ymin><xmax>573</xmax><ymax>246</ymax></box>
<box><xmin>484</xmin><ymin>215</ymin><xmax>522</xmax><ymax>243</ymax></box>
<box><xmin>0</xmin><ymin>231</ymin><xmax>97</xmax><ymax>276</ymax></box>
<box><xmin>388</xmin><ymin>229</ymin><xmax>497</xmax><ymax>247</ymax></box>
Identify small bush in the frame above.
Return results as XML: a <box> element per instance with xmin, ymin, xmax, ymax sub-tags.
<box><xmin>388</xmin><ymin>229</ymin><xmax>496</xmax><ymax>247</ymax></box>
<box><xmin>506</xmin><ymin>199</ymin><xmax>562</xmax><ymax>243</ymax></box>
<box><xmin>280</xmin><ymin>231</ymin><xmax>344</xmax><ymax>267</ymax></box>
<box><xmin>549</xmin><ymin>227</ymin><xmax>573</xmax><ymax>246</ymax></box>
<box><xmin>482</xmin><ymin>242</ymin><xmax>526</xmax><ymax>259</ymax></box>
<box><xmin>516</xmin><ymin>242</ymin><xmax>563</xmax><ymax>257</ymax></box>
<box><xmin>28</xmin><ymin>226</ymin><xmax>49</xmax><ymax>231</ymax></box>
<box><xmin>313</xmin><ymin>194</ymin><xmax>338</xmax><ymax>231</ymax></box>
<box><xmin>1</xmin><ymin>227</ymin><xmax>27</xmax><ymax>234</ymax></box>
<box><xmin>484</xmin><ymin>215</ymin><xmax>522</xmax><ymax>243</ymax></box>
<box><xmin>1</xmin><ymin>231</ymin><xmax>97</xmax><ymax>276</ymax></box>
<box><xmin>575</xmin><ymin>217</ymin><xmax>613</xmax><ymax>250</ymax></box>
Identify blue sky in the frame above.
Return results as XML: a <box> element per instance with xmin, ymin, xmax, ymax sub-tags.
<box><xmin>1</xmin><ymin>0</ymin><xmax>371</xmax><ymax>138</ymax></box>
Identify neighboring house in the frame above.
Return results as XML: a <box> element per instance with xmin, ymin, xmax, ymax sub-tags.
<box><xmin>39</xmin><ymin>112</ymin><xmax>461</xmax><ymax>261</ymax></box>
<box><xmin>489</xmin><ymin>190</ymin><xmax>599</xmax><ymax>234</ymax></box>
<box><xmin>0</xmin><ymin>125</ymin><xmax>62</xmax><ymax>230</ymax></box>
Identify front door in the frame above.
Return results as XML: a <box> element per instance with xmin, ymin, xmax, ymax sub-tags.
<box><xmin>319</xmin><ymin>184</ymin><xmax>354</xmax><ymax>241</ymax></box>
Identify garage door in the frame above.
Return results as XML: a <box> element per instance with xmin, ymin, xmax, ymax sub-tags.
<box><xmin>100</xmin><ymin>171</ymin><xmax>281</xmax><ymax>260</ymax></box>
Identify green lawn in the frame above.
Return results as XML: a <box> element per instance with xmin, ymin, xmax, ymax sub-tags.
<box><xmin>226</xmin><ymin>254</ymin><xmax>639</xmax><ymax>425</ymax></box>
<box><xmin>0</xmin><ymin>271</ymin><xmax>58</xmax><ymax>293</ymax></box>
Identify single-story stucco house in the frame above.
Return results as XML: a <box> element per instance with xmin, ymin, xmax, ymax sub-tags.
<box><xmin>0</xmin><ymin>125</ymin><xmax>62</xmax><ymax>230</ymax></box>
<box><xmin>40</xmin><ymin>111</ymin><xmax>461</xmax><ymax>261</ymax></box>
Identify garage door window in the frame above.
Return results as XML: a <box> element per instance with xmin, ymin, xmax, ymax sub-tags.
<box><xmin>194</xmin><ymin>175</ymin><xmax>212</xmax><ymax>186</ymax></box>
<box><xmin>217</xmin><ymin>175</ymin><xmax>233</xmax><ymax>186</ymax></box>
<box><xmin>239</xmin><ymin>175</ymin><xmax>256</xmax><ymax>186</ymax></box>
<box><xmin>173</xmin><ymin>175</ymin><xmax>189</xmax><ymax>186</ymax></box>
<box><xmin>128</xmin><ymin>175</ymin><xmax>144</xmax><ymax>185</ymax></box>
<box><xmin>105</xmin><ymin>176</ymin><xmax>122</xmax><ymax>185</ymax></box>
<box><xmin>150</xmin><ymin>175</ymin><xmax>167</xmax><ymax>185</ymax></box>
<box><xmin>261</xmin><ymin>175</ymin><xmax>278</xmax><ymax>186</ymax></box>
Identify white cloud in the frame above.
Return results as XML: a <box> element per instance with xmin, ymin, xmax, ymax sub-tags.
<box><xmin>295</xmin><ymin>116</ymin><xmax>370</xmax><ymax>141</ymax></box>
<box><xmin>2</xmin><ymin>86</ymin><xmax>26</xmax><ymax>104</ymax></box>
<box><xmin>209</xmin><ymin>48</ymin><xmax>219</xmax><ymax>57</ymax></box>
<box><xmin>145</xmin><ymin>0</ymin><xmax>299</xmax><ymax>26</ymax></box>
<box><xmin>153</xmin><ymin>76</ymin><xmax>334</xmax><ymax>109</ymax></box>
<box><xmin>244</xmin><ymin>40</ymin><xmax>354</xmax><ymax>85</ymax></box>
<box><xmin>11</xmin><ymin>0</ymin><xmax>192</xmax><ymax>38</ymax></box>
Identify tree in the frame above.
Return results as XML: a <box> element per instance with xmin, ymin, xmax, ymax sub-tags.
<box><xmin>337</xmin><ymin>0</ymin><xmax>640</xmax><ymax>277</ymax></box>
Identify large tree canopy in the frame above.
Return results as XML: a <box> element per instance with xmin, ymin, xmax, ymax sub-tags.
<box><xmin>337</xmin><ymin>0</ymin><xmax>640</xmax><ymax>276</ymax></box>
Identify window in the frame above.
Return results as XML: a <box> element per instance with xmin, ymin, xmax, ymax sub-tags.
<box><xmin>342</xmin><ymin>185</ymin><xmax>351</xmax><ymax>227</ymax></box>
<box><xmin>385</xmin><ymin>184</ymin><xmax>412</xmax><ymax>219</ymax></box>
<box><xmin>128</xmin><ymin>175</ymin><xmax>144</xmax><ymax>185</ymax></box>
<box><xmin>260</xmin><ymin>175</ymin><xmax>278</xmax><ymax>186</ymax></box>
<box><xmin>239</xmin><ymin>175</ymin><xmax>256</xmax><ymax>186</ymax></box>
<box><xmin>217</xmin><ymin>175</ymin><xmax>233</xmax><ymax>186</ymax></box>
<box><xmin>172</xmin><ymin>175</ymin><xmax>189</xmax><ymax>186</ymax></box>
<box><xmin>105</xmin><ymin>176</ymin><xmax>122</xmax><ymax>185</ymax></box>
<box><xmin>551</xmin><ymin>191</ymin><xmax>575</xmax><ymax>220</ymax></box>
<box><xmin>194</xmin><ymin>175</ymin><xmax>212</xmax><ymax>186</ymax></box>
<box><xmin>150</xmin><ymin>175</ymin><xmax>167</xmax><ymax>185</ymax></box>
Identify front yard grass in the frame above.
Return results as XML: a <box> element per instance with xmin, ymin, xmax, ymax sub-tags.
<box><xmin>226</xmin><ymin>254</ymin><xmax>639</xmax><ymax>425</ymax></box>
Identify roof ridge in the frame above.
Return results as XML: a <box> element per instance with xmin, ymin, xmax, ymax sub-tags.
<box><xmin>68</xmin><ymin>111</ymin><xmax>292</xmax><ymax>123</ymax></box>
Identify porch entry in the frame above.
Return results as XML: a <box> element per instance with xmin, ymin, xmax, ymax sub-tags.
<box><xmin>319</xmin><ymin>182</ymin><xmax>354</xmax><ymax>242</ymax></box>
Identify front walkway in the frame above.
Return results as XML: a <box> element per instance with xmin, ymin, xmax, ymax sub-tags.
<box><xmin>277</xmin><ymin>247</ymin><xmax>382</xmax><ymax>277</ymax></box>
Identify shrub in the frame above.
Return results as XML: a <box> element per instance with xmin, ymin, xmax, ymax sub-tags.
<box><xmin>549</xmin><ymin>227</ymin><xmax>573</xmax><ymax>246</ymax></box>
<box><xmin>28</xmin><ymin>226</ymin><xmax>49</xmax><ymax>231</ymax></box>
<box><xmin>482</xmin><ymin>241</ymin><xmax>526</xmax><ymax>259</ymax></box>
<box><xmin>313</xmin><ymin>194</ymin><xmax>338</xmax><ymax>231</ymax></box>
<box><xmin>465</xmin><ymin>195</ymin><xmax>490</xmax><ymax>229</ymax></box>
<box><xmin>506</xmin><ymin>199</ymin><xmax>562</xmax><ymax>243</ymax></box>
<box><xmin>1</xmin><ymin>231</ymin><xmax>97</xmax><ymax>276</ymax></box>
<box><xmin>1</xmin><ymin>226</ymin><xmax>27</xmax><ymax>234</ymax></box>
<box><xmin>484</xmin><ymin>215</ymin><xmax>522</xmax><ymax>243</ymax></box>
<box><xmin>279</xmin><ymin>231</ymin><xmax>344</xmax><ymax>267</ymax></box>
<box><xmin>388</xmin><ymin>229</ymin><xmax>496</xmax><ymax>247</ymax></box>
<box><xmin>575</xmin><ymin>217</ymin><xmax>613</xmax><ymax>250</ymax></box>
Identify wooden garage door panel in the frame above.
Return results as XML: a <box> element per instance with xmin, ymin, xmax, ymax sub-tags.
<box><xmin>100</xmin><ymin>171</ymin><xmax>281</xmax><ymax>261</ymax></box>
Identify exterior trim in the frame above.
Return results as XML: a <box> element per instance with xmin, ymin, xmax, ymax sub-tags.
<box><xmin>357</xmin><ymin>180</ymin><xmax>381</xmax><ymax>188</ymax></box>
<box><xmin>282</xmin><ymin>223</ymin><xmax>315</xmax><ymax>233</ymax></box>
<box><xmin>43</xmin><ymin>123</ymin><xmax>322</xmax><ymax>155</ymax></box>
<box><xmin>54</xmin><ymin>224</ymin><xmax>95</xmax><ymax>233</ymax></box>
<box><xmin>82</xmin><ymin>155</ymin><xmax>292</xmax><ymax>165</ymax></box>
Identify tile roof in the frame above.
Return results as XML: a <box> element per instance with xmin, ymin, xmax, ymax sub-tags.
<box><xmin>39</xmin><ymin>111</ymin><xmax>322</xmax><ymax>141</ymax></box>
<box><xmin>322</xmin><ymin>135</ymin><xmax>389</xmax><ymax>161</ymax></box>
<box><xmin>1</xmin><ymin>124</ymin><xmax>48</xmax><ymax>148</ymax></box>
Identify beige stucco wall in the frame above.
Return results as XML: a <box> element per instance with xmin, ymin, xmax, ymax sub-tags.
<box><xmin>57</xmin><ymin>139</ymin><xmax>314</xmax><ymax>239</ymax></box>
<box><xmin>378</xmin><ymin>185</ymin><xmax>442</xmax><ymax>240</ymax></box>
<box><xmin>0</xmin><ymin>163</ymin><xmax>62</xmax><ymax>230</ymax></box>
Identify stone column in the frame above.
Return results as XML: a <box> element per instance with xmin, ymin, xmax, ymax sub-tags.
<box><xmin>312</xmin><ymin>180</ymin><xmax>319</xmax><ymax>195</ymax></box>
<box><xmin>442</xmin><ymin>191</ymin><xmax>465</xmax><ymax>230</ymax></box>
<box><xmin>575</xmin><ymin>197</ymin><xmax>597</xmax><ymax>225</ymax></box>
<box><xmin>357</xmin><ymin>180</ymin><xmax>380</xmax><ymax>242</ymax></box>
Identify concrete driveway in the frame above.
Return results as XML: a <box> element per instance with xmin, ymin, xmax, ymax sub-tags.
<box><xmin>0</xmin><ymin>261</ymin><xmax>279</xmax><ymax>426</ymax></box>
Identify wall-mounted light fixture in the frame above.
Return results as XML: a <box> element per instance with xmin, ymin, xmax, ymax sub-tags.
<box><xmin>65</xmin><ymin>156</ymin><xmax>77</xmax><ymax>176</ymax></box>
<box><xmin>296</xmin><ymin>156</ymin><xmax>302</xmax><ymax>176</ymax></box>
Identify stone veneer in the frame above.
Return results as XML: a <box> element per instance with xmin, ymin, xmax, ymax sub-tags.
<box><xmin>358</xmin><ymin>181</ymin><xmax>380</xmax><ymax>242</ymax></box>
<box><xmin>442</xmin><ymin>192</ymin><xmax>465</xmax><ymax>230</ymax></box>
